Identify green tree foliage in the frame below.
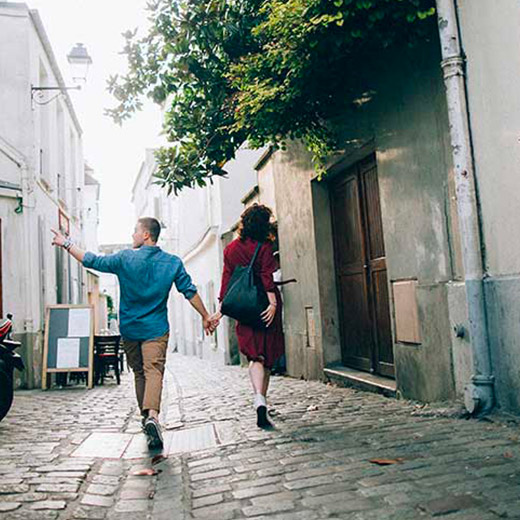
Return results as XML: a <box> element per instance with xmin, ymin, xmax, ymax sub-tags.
<box><xmin>107</xmin><ymin>0</ymin><xmax>436</xmax><ymax>193</ymax></box>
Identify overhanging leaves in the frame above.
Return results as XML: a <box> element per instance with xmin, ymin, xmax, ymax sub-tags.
<box><xmin>107</xmin><ymin>0</ymin><xmax>436</xmax><ymax>193</ymax></box>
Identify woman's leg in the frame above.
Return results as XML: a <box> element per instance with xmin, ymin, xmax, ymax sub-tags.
<box><xmin>249</xmin><ymin>360</ymin><xmax>272</xmax><ymax>428</ymax></box>
<box><xmin>249</xmin><ymin>360</ymin><xmax>265</xmax><ymax>394</ymax></box>
<box><xmin>262</xmin><ymin>369</ymin><xmax>271</xmax><ymax>396</ymax></box>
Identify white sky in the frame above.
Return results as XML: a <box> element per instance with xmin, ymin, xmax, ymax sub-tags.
<box><xmin>28</xmin><ymin>0</ymin><xmax>165</xmax><ymax>245</ymax></box>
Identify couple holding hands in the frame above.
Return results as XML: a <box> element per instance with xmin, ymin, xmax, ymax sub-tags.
<box><xmin>52</xmin><ymin>204</ymin><xmax>283</xmax><ymax>449</ymax></box>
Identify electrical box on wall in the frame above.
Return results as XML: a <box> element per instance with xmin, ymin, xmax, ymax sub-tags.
<box><xmin>392</xmin><ymin>280</ymin><xmax>421</xmax><ymax>344</ymax></box>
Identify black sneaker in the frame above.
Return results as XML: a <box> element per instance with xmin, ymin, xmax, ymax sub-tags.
<box><xmin>256</xmin><ymin>406</ymin><xmax>273</xmax><ymax>429</ymax></box>
<box><xmin>144</xmin><ymin>417</ymin><xmax>164</xmax><ymax>450</ymax></box>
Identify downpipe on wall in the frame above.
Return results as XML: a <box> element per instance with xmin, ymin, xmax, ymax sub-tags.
<box><xmin>0</xmin><ymin>137</ymin><xmax>34</xmax><ymax>388</ymax></box>
<box><xmin>436</xmin><ymin>0</ymin><xmax>494</xmax><ymax>415</ymax></box>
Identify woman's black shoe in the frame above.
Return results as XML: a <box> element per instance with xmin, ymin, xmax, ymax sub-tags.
<box><xmin>256</xmin><ymin>406</ymin><xmax>273</xmax><ymax>429</ymax></box>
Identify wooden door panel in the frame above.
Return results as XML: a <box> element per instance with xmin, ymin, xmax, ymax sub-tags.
<box><xmin>331</xmin><ymin>176</ymin><xmax>364</xmax><ymax>268</ymax></box>
<box><xmin>331</xmin><ymin>171</ymin><xmax>373</xmax><ymax>367</ymax></box>
<box><xmin>361</xmin><ymin>158</ymin><xmax>394</xmax><ymax>376</ymax></box>
<box><xmin>338</xmin><ymin>274</ymin><xmax>372</xmax><ymax>370</ymax></box>
<box><xmin>362</xmin><ymin>163</ymin><xmax>386</xmax><ymax>261</ymax></box>
<box><xmin>369</xmin><ymin>258</ymin><xmax>386</xmax><ymax>272</ymax></box>
<box><xmin>370</xmin><ymin>269</ymin><xmax>394</xmax><ymax>375</ymax></box>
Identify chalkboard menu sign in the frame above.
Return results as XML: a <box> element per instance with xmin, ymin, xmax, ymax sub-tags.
<box><xmin>42</xmin><ymin>304</ymin><xmax>94</xmax><ymax>389</ymax></box>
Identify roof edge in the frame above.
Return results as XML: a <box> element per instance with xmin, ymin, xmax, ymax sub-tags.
<box><xmin>29</xmin><ymin>9</ymin><xmax>83</xmax><ymax>136</ymax></box>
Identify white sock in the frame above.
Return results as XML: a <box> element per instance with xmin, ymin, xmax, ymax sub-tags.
<box><xmin>254</xmin><ymin>393</ymin><xmax>267</xmax><ymax>409</ymax></box>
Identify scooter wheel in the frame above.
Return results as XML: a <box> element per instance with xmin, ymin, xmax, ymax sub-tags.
<box><xmin>0</xmin><ymin>367</ymin><xmax>13</xmax><ymax>422</ymax></box>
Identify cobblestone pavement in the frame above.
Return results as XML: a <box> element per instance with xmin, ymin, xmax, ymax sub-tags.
<box><xmin>1</xmin><ymin>354</ymin><xmax>520</xmax><ymax>519</ymax></box>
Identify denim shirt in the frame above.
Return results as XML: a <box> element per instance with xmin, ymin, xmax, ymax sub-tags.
<box><xmin>83</xmin><ymin>246</ymin><xmax>197</xmax><ymax>341</ymax></box>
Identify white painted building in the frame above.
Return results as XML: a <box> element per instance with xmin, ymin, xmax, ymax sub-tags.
<box><xmin>131</xmin><ymin>149</ymin><xmax>177</xmax><ymax>253</ymax></box>
<box><xmin>131</xmin><ymin>146</ymin><xmax>261</xmax><ymax>364</ymax></box>
<box><xmin>82</xmin><ymin>165</ymin><xmax>109</xmax><ymax>334</ymax></box>
<box><xmin>0</xmin><ymin>3</ymin><xmax>93</xmax><ymax>388</ymax></box>
<box><xmin>83</xmin><ymin>164</ymin><xmax>100</xmax><ymax>253</ymax></box>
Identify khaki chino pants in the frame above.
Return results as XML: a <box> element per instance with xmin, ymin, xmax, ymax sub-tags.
<box><xmin>123</xmin><ymin>333</ymin><xmax>169</xmax><ymax>414</ymax></box>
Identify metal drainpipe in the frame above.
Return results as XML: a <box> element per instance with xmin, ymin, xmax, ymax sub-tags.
<box><xmin>21</xmin><ymin>161</ymin><xmax>37</xmax><ymax>378</ymax></box>
<box><xmin>436</xmin><ymin>0</ymin><xmax>494</xmax><ymax>414</ymax></box>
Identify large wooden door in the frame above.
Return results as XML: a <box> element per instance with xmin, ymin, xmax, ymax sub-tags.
<box><xmin>330</xmin><ymin>156</ymin><xmax>394</xmax><ymax>377</ymax></box>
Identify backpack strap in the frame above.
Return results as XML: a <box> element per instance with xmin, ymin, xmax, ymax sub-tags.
<box><xmin>247</xmin><ymin>242</ymin><xmax>263</xmax><ymax>272</ymax></box>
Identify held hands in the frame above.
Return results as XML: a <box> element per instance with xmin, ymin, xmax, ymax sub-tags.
<box><xmin>261</xmin><ymin>303</ymin><xmax>277</xmax><ymax>327</ymax></box>
<box><xmin>189</xmin><ymin>294</ymin><xmax>220</xmax><ymax>336</ymax></box>
<box><xmin>203</xmin><ymin>312</ymin><xmax>221</xmax><ymax>336</ymax></box>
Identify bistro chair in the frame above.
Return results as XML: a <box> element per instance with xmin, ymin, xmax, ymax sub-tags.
<box><xmin>94</xmin><ymin>335</ymin><xmax>121</xmax><ymax>385</ymax></box>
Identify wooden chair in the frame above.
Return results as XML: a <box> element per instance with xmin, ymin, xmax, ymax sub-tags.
<box><xmin>94</xmin><ymin>335</ymin><xmax>121</xmax><ymax>385</ymax></box>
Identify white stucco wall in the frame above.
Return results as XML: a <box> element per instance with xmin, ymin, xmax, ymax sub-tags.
<box><xmin>458</xmin><ymin>0</ymin><xmax>520</xmax><ymax>276</ymax></box>
<box><xmin>457</xmin><ymin>0</ymin><xmax>520</xmax><ymax>413</ymax></box>
<box><xmin>0</xmin><ymin>4</ymin><xmax>88</xmax><ymax>387</ymax></box>
<box><xmin>218</xmin><ymin>146</ymin><xmax>260</xmax><ymax>231</ymax></box>
<box><xmin>83</xmin><ymin>180</ymin><xmax>100</xmax><ymax>253</ymax></box>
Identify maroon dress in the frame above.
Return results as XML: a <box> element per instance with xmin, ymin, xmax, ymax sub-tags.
<box><xmin>219</xmin><ymin>238</ymin><xmax>284</xmax><ymax>368</ymax></box>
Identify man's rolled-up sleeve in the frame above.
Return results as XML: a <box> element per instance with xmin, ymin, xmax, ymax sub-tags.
<box><xmin>82</xmin><ymin>251</ymin><xmax>122</xmax><ymax>274</ymax></box>
<box><xmin>174</xmin><ymin>261</ymin><xmax>197</xmax><ymax>300</ymax></box>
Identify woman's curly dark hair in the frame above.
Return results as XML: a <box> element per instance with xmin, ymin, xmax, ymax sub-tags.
<box><xmin>239</xmin><ymin>204</ymin><xmax>274</xmax><ymax>242</ymax></box>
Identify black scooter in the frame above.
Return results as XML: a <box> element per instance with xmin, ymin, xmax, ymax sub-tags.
<box><xmin>0</xmin><ymin>314</ymin><xmax>24</xmax><ymax>422</ymax></box>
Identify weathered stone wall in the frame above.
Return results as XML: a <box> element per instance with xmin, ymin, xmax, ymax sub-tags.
<box><xmin>271</xmin><ymin>40</ymin><xmax>463</xmax><ymax>402</ymax></box>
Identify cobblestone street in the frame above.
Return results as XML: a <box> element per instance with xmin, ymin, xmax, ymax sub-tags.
<box><xmin>1</xmin><ymin>354</ymin><xmax>520</xmax><ymax>519</ymax></box>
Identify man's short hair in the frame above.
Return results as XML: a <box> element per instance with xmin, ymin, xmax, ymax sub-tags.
<box><xmin>138</xmin><ymin>217</ymin><xmax>161</xmax><ymax>243</ymax></box>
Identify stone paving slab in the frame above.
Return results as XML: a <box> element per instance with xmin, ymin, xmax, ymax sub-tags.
<box><xmin>72</xmin><ymin>433</ymin><xmax>133</xmax><ymax>459</ymax></box>
<box><xmin>167</xmin><ymin>424</ymin><xmax>218</xmax><ymax>455</ymax></box>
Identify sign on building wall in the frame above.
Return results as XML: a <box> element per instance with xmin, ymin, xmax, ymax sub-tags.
<box><xmin>42</xmin><ymin>304</ymin><xmax>94</xmax><ymax>389</ymax></box>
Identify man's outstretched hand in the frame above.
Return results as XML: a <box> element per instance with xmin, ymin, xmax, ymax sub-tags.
<box><xmin>51</xmin><ymin>229</ymin><xmax>86</xmax><ymax>262</ymax></box>
<box><xmin>51</xmin><ymin>228</ymin><xmax>66</xmax><ymax>247</ymax></box>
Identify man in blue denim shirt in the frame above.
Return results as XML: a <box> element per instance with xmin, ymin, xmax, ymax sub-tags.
<box><xmin>52</xmin><ymin>217</ymin><xmax>217</xmax><ymax>449</ymax></box>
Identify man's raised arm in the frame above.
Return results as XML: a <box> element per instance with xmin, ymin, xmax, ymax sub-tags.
<box><xmin>51</xmin><ymin>229</ymin><xmax>121</xmax><ymax>274</ymax></box>
<box><xmin>51</xmin><ymin>229</ymin><xmax>85</xmax><ymax>263</ymax></box>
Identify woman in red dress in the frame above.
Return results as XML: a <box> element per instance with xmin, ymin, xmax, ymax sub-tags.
<box><xmin>216</xmin><ymin>205</ymin><xmax>284</xmax><ymax>428</ymax></box>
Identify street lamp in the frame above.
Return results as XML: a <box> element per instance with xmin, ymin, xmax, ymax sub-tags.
<box><xmin>31</xmin><ymin>43</ymin><xmax>92</xmax><ymax>105</ymax></box>
<box><xmin>67</xmin><ymin>43</ymin><xmax>92</xmax><ymax>84</ymax></box>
